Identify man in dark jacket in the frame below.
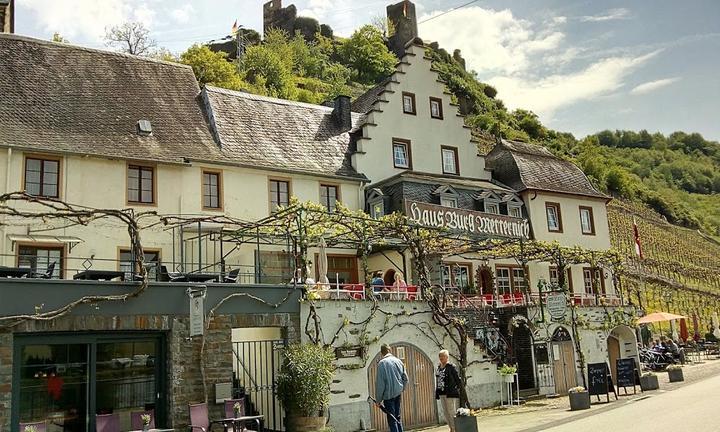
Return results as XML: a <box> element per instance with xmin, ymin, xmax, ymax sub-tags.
<box><xmin>436</xmin><ymin>349</ymin><xmax>461</xmax><ymax>432</ymax></box>
<box><xmin>375</xmin><ymin>344</ymin><xmax>408</xmax><ymax>432</ymax></box>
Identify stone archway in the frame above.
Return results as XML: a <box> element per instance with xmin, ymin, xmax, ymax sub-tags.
<box><xmin>608</xmin><ymin>325</ymin><xmax>640</xmax><ymax>382</ymax></box>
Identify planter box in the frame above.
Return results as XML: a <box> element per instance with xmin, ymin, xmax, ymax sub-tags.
<box><xmin>455</xmin><ymin>415</ymin><xmax>478</xmax><ymax>432</ymax></box>
<box><xmin>668</xmin><ymin>368</ymin><xmax>684</xmax><ymax>383</ymax></box>
<box><xmin>569</xmin><ymin>391</ymin><xmax>591</xmax><ymax>411</ymax></box>
<box><xmin>640</xmin><ymin>375</ymin><xmax>659</xmax><ymax>391</ymax></box>
<box><xmin>286</xmin><ymin>415</ymin><xmax>327</xmax><ymax>432</ymax></box>
<box><xmin>503</xmin><ymin>374</ymin><xmax>515</xmax><ymax>383</ymax></box>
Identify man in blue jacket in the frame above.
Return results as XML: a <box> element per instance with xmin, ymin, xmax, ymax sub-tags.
<box><xmin>375</xmin><ymin>344</ymin><xmax>408</xmax><ymax>432</ymax></box>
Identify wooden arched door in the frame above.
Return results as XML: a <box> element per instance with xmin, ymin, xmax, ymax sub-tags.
<box><xmin>550</xmin><ymin>326</ymin><xmax>577</xmax><ymax>395</ymax></box>
<box><xmin>368</xmin><ymin>344</ymin><xmax>437</xmax><ymax>431</ymax></box>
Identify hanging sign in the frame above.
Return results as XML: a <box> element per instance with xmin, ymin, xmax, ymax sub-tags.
<box><xmin>404</xmin><ymin>200</ymin><xmax>530</xmax><ymax>239</ymax></box>
<box><xmin>188</xmin><ymin>287</ymin><xmax>207</xmax><ymax>337</ymax></box>
<box><xmin>546</xmin><ymin>292</ymin><xmax>568</xmax><ymax>321</ymax></box>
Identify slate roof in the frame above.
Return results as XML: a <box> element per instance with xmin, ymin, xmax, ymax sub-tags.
<box><xmin>486</xmin><ymin>140</ymin><xmax>608</xmax><ymax>199</ymax></box>
<box><xmin>203</xmin><ymin>86</ymin><xmax>366</xmax><ymax>180</ymax></box>
<box><xmin>0</xmin><ymin>34</ymin><xmax>223</xmax><ymax>164</ymax></box>
<box><xmin>351</xmin><ymin>78</ymin><xmax>391</xmax><ymax>113</ymax></box>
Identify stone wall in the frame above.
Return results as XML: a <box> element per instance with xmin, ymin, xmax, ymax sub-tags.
<box><xmin>0</xmin><ymin>312</ymin><xmax>300</xmax><ymax>431</ymax></box>
<box><xmin>301</xmin><ymin>300</ymin><xmax>501</xmax><ymax>432</ymax></box>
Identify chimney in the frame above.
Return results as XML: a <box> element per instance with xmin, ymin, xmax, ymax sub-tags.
<box><xmin>332</xmin><ymin>95</ymin><xmax>352</xmax><ymax>132</ymax></box>
<box><xmin>0</xmin><ymin>0</ymin><xmax>14</xmax><ymax>33</ymax></box>
<box><xmin>387</xmin><ymin>0</ymin><xmax>418</xmax><ymax>58</ymax></box>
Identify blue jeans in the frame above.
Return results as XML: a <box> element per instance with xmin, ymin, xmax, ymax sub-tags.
<box><xmin>383</xmin><ymin>395</ymin><xmax>403</xmax><ymax>432</ymax></box>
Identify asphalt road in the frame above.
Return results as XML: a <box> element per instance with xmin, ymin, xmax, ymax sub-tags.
<box><xmin>544</xmin><ymin>373</ymin><xmax>720</xmax><ymax>431</ymax></box>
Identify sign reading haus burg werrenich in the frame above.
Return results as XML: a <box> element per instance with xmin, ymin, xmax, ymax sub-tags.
<box><xmin>404</xmin><ymin>200</ymin><xmax>531</xmax><ymax>240</ymax></box>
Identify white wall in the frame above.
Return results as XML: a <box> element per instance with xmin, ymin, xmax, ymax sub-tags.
<box><xmin>353</xmin><ymin>43</ymin><xmax>490</xmax><ymax>184</ymax></box>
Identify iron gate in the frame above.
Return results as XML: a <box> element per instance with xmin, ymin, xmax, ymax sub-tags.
<box><xmin>233</xmin><ymin>339</ymin><xmax>286</xmax><ymax>432</ymax></box>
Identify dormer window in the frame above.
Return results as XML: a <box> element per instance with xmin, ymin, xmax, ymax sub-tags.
<box><xmin>484</xmin><ymin>202</ymin><xmax>499</xmax><ymax>214</ymax></box>
<box><xmin>370</xmin><ymin>200</ymin><xmax>385</xmax><ymax>218</ymax></box>
<box><xmin>430</xmin><ymin>97</ymin><xmax>443</xmax><ymax>119</ymax></box>
<box><xmin>402</xmin><ymin>92</ymin><xmax>416</xmax><ymax>115</ymax></box>
<box><xmin>440</xmin><ymin>196</ymin><xmax>458</xmax><ymax>208</ymax></box>
<box><xmin>508</xmin><ymin>205</ymin><xmax>522</xmax><ymax>218</ymax></box>
<box><xmin>392</xmin><ymin>138</ymin><xmax>412</xmax><ymax>169</ymax></box>
<box><xmin>441</xmin><ymin>146</ymin><xmax>459</xmax><ymax>175</ymax></box>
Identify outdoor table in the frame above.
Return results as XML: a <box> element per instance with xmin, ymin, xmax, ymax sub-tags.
<box><xmin>127</xmin><ymin>429</ymin><xmax>175</xmax><ymax>432</ymax></box>
<box><xmin>213</xmin><ymin>414</ymin><xmax>263</xmax><ymax>432</ymax></box>
<box><xmin>73</xmin><ymin>270</ymin><xmax>126</xmax><ymax>281</ymax></box>
<box><xmin>181</xmin><ymin>273</ymin><xmax>218</xmax><ymax>283</ymax></box>
<box><xmin>0</xmin><ymin>266</ymin><xmax>31</xmax><ymax>278</ymax></box>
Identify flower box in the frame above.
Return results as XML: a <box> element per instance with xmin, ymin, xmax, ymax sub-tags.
<box><xmin>503</xmin><ymin>374</ymin><xmax>515</xmax><ymax>383</ymax></box>
<box><xmin>668</xmin><ymin>368</ymin><xmax>684</xmax><ymax>383</ymax></box>
<box><xmin>455</xmin><ymin>415</ymin><xmax>478</xmax><ymax>432</ymax></box>
<box><xmin>640</xmin><ymin>374</ymin><xmax>659</xmax><ymax>391</ymax></box>
<box><xmin>568</xmin><ymin>391</ymin><xmax>590</xmax><ymax>411</ymax></box>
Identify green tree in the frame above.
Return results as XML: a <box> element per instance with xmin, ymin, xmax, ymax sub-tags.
<box><xmin>338</xmin><ymin>25</ymin><xmax>396</xmax><ymax>84</ymax></box>
<box><xmin>241</xmin><ymin>45</ymin><xmax>294</xmax><ymax>98</ymax></box>
<box><xmin>179</xmin><ymin>45</ymin><xmax>247</xmax><ymax>90</ymax></box>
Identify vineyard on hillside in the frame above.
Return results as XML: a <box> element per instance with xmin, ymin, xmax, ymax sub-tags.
<box><xmin>608</xmin><ymin>200</ymin><xmax>720</xmax><ymax>336</ymax></box>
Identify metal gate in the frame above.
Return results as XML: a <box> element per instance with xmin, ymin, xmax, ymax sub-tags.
<box><xmin>233</xmin><ymin>339</ymin><xmax>286</xmax><ymax>431</ymax></box>
<box><xmin>368</xmin><ymin>344</ymin><xmax>437</xmax><ymax>431</ymax></box>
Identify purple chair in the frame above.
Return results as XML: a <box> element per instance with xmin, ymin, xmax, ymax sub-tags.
<box><xmin>189</xmin><ymin>402</ymin><xmax>211</xmax><ymax>432</ymax></box>
<box><xmin>96</xmin><ymin>413</ymin><xmax>120</xmax><ymax>432</ymax></box>
<box><xmin>131</xmin><ymin>410</ymin><xmax>156</xmax><ymax>430</ymax></box>
<box><xmin>19</xmin><ymin>421</ymin><xmax>46</xmax><ymax>432</ymax></box>
<box><xmin>224</xmin><ymin>398</ymin><xmax>245</xmax><ymax>419</ymax></box>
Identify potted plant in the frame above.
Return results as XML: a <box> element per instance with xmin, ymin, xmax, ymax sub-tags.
<box><xmin>278</xmin><ymin>343</ymin><xmax>335</xmax><ymax>432</ymax></box>
<box><xmin>24</xmin><ymin>426</ymin><xmax>39</xmax><ymax>432</ymax></box>
<box><xmin>454</xmin><ymin>408</ymin><xmax>479</xmax><ymax>432</ymax></box>
<box><xmin>568</xmin><ymin>386</ymin><xmax>590</xmax><ymax>411</ymax></box>
<box><xmin>640</xmin><ymin>372</ymin><xmax>659</xmax><ymax>391</ymax></box>
<box><xmin>233</xmin><ymin>401</ymin><xmax>243</xmax><ymax>418</ymax></box>
<box><xmin>498</xmin><ymin>364</ymin><xmax>517</xmax><ymax>383</ymax></box>
<box><xmin>667</xmin><ymin>365</ymin><xmax>684</xmax><ymax>382</ymax></box>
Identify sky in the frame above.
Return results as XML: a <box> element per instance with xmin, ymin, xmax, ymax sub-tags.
<box><xmin>14</xmin><ymin>0</ymin><xmax>720</xmax><ymax>141</ymax></box>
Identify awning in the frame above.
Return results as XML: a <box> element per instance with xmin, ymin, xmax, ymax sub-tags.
<box><xmin>7</xmin><ymin>234</ymin><xmax>84</xmax><ymax>250</ymax></box>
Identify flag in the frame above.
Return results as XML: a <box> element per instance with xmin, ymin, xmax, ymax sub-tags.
<box><xmin>633</xmin><ymin>217</ymin><xmax>643</xmax><ymax>259</ymax></box>
<box><xmin>231</xmin><ymin>20</ymin><xmax>238</xmax><ymax>34</ymax></box>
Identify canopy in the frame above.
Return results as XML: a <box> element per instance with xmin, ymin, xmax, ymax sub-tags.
<box><xmin>637</xmin><ymin>311</ymin><xmax>686</xmax><ymax>324</ymax></box>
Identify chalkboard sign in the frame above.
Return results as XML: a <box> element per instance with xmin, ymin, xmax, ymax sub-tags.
<box><xmin>616</xmin><ymin>358</ymin><xmax>639</xmax><ymax>394</ymax></box>
<box><xmin>587</xmin><ymin>362</ymin><xmax>618</xmax><ymax>402</ymax></box>
<box><xmin>588</xmin><ymin>363</ymin><xmax>609</xmax><ymax>397</ymax></box>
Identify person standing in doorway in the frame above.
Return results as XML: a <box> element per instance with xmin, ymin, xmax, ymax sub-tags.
<box><xmin>436</xmin><ymin>349</ymin><xmax>461</xmax><ymax>432</ymax></box>
<box><xmin>375</xmin><ymin>344</ymin><xmax>408</xmax><ymax>432</ymax></box>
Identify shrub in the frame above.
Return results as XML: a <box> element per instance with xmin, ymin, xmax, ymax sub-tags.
<box><xmin>277</xmin><ymin>343</ymin><xmax>335</xmax><ymax>417</ymax></box>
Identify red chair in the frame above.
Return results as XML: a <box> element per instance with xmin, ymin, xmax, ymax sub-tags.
<box><xmin>350</xmin><ymin>284</ymin><xmax>365</xmax><ymax>300</ymax></box>
<box><xmin>189</xmin><ymin>402</ymin><xmax>212</xmax><ymax>432</ymax></box>
<box><xmin>96</xmin><ymin>413</ymin><xmax>120</xmax><ymax>432</ymax></box>
<box><xmin>19</xmin><ymin>421</ymin><xmax>46</xmax><ymax>432</ymax></box>
<box><xmin>482</xmin><ymin>294</ymin><xmax>494</xmax><ymax>307</ymax></box>
<box><xmin>130</xmin><ymin>410</ymin><xmax>155</xmax><ymax>430</ymax></box>
<box><xmin>406</xmin><ymin>285</ymin><xmax>418</xmax><ymax>300</ymax></box>
<box><xmin>513</xmin><ymin>292</ymin><xmax>524</xmax><ymax>305</ymax></box>
<box><xmin>502</xmin><ymin>294</ymin><xmax>512</xmax><ymax>305</ymax></box>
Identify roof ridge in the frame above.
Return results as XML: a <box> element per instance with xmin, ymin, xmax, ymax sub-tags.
<box><xmin>0</xmin><ymin>33</ymin><xmax>193</xmax><ymax>71</ymax></box>
<box><xmin>205</xmin><ymin>85</ymin><xmax>363</xmax><ymax>119</ymax></box>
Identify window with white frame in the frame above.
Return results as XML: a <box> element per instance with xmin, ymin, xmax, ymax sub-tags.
<box><xmin>512</xmin><ymin>268</ymin><xmax>526</xmax><ymax>292</ymax></box>
<box><xmin>441</xmin><ymin>147</ymin><xmax>459</xmax><ymax>175</ymax></box>
<box><xmin>392</xmin><ymin>140</ymin><xmax>411</xmax><ymax>169</ymax></box>
<box><xmin>440</xmin><ymin>196</ymin><xmax>458</xmax><ymax>208</ymax></box>
<box><xmin>579</xmin><ymin>206</ymin><xmax>595</xmax><ymax>235</ymax></box>
<box><xmin>509</xmin><ymin>206</ymin><xmax>522</xmax><ymax>218</ymax></box>
<box><xmin>546</xmin><ymin>202</ymin><xmax>562</xmax><ymax>232</ymax></box>
<box><xmin>402</xmin><ymin>92</ymin><xmax>416</xmax><ymax>114</ymax></box>
<box><xmin>485</xmin><ymin>201</ymin><xmax>500</xmax><ymax>214</ymax></box>
<box><xmin>442</xmin><ymin>264</ymin><xmax>471</xmax><ymax>290</ymax></box>
<box><xmin>549</xmin><ymin>267</ymin><xmax>573</xmax><ymax>290</ymax></box>
<box><xmin>582</xmin><ymin>267</ymin><xmax>606</xmax><ymax>295</ymax></box>
<box><xmin>369</xmin><ymin>199</ymin><xmax>384</xmax><ymax>219</ymax></box>
<box><xmin>495</xmin><ymin>267</ymin><xmax>511</xmax><ymax>294</ymax></box>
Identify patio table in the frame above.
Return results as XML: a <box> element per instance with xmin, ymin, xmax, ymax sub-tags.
<box><xmin>73</xmin><ymin>270</ymin><xmax>126</xmax><ymax>281</ymax></box>
<box><xmin>213</xmin><ymin>414</ymin><xmax>264</xmax><ymax>432</ymax></box>
<box><xmin>0</xmin><ymin>266</ymin><xmax>31</xmax><ymax>278</ymax></box>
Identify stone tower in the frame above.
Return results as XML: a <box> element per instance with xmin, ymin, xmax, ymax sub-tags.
<box><xmin>387</xmin><ymin>0</ymin><xmax>418</xmax><ymax>58</ymax></box>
